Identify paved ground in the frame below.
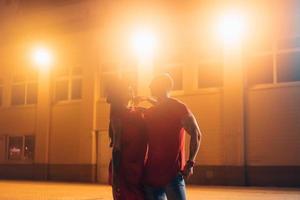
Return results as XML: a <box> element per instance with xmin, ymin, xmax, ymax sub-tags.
<box><xmin>0</xmin><ymin>181</ymin><xmax>300</xmax><ymax>200</ymax></box>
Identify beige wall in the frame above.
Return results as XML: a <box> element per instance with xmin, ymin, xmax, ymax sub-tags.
<box><xmin>50</xmin><ymin>103</ymin><xmax>82</xmax><ymax>164</ymax></box>
<box><xmin>178</xmin><ymin>92</ymin><xmax>224</xmax><ymax>165</ymax></box>
<box><xmin>0</xmin><ymin>107</ymin><xmax>36</xmax><ymax>135</ymax></box>
<box><xmin>247</xmin><ymin>85</ymin><xmax>300</xmax><ymax>166</ymax></box>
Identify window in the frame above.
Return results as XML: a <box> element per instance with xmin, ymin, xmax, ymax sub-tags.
<box><xmin>276</xmin><ymin>34</ymin><xmax>300</xmax><ymax>83</ymax></box>
<box><xmin>277</xmin><ymin>51</ymin><xmax>300</xmax><ymax>82</ymax></box>
<box><xmin>198</xmin><ymin>61</ymin><xmax>223</xmax><ymax>88</ymax></box>
<box><xmin>24</xmin><ymin>136</ymin><xmax>35</xmax><ymax>161</ymax></box>
<box><xmin>247</xmin><ymin>55</ymin><xmax>274</xmax><ymax>86</ymax></box>
<box><xmin>100</xmin><ymin>62</ymin><xmax>138</xmax><ymax>98</ymax></box>
<box><xmin>7</xmin><ymin>135</ymin><xmax>35</xmax><ymax>161</ymax></box>
<box><xmin>54</xmin><ymin>66</ymin><xmax>82</xmax><ymax>102</ymax></box>
<box><xmin>155</xmin><ymin>64</ymin><xmax>183</xmax><ymax>91</ymax></box>
<box><xmin>248</xmin><ymin>34</ymin><xmax>300</xmax><ymax>86</ymax></box>
<box><xmin>8</xmin><ymin>136</ymin><xmax>23</xmax><ymax>160</ymax></box>
<box><xmin>11</xmin><ymin>71</ymin><xmax>38</xmax><ymax>106</ymax></box>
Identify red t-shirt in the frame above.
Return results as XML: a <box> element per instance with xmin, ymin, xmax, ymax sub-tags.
<box><xmin>144</xmin><ymin>98</ymin><xmax>191</xmax><ymax>187</ymax></box>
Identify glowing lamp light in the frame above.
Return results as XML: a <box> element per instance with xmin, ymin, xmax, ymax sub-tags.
<box><xmin>217</xmin><ymin>11</ymin><xmax>247</xmax><ymax>44</ymax></box>
<box><xmin>131</xmin><ymin>29</ymin><xmax>157</xmax><ymax>60</ymax></box>
<box><xmin>31</xmin><ymin>47</ymin><xmax>53</xmax><ymax>71</ymax></box>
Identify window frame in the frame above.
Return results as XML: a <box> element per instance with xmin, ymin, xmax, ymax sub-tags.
<box><xmin>10</xmin><ymin>72</ymin><xmax>38</xmax><ymax>107</ymax></box>
<box><xmin>247</xmin><ymin>35</ymin><xmax>300</xmax><ymax>89</ymax></box>
<box><xmin>276</xmin><ymin>46</ymin><xmax>300</xmax><ymax>84</ymax></box>
<box><xmin>246</xmin><ymin>52</ymin><xmax>275</xmax><ymax>87</ymax></box>
<box><xmin>53</xmin><ymin>66</ymin><xmax>83</xmax><ymax>103</ymax></box>
<box><xmin>6</xmin><ymin>134</ymin><xmax>35</xmax><ymax>163</ymax></box>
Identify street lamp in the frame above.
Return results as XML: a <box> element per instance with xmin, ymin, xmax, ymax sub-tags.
<box><xmin>216</xmin><ymin>10</ymin><xmax>249</xmax><ymax>185</ymax></box>
<box><xmin>31</xmin><ymin>46</ymin><xmax>53</xmax><ymax>72</ymax></box>
<box><xmin>130</xmin><ymin>28</ymin><xmax>157</xmax><ymax>95</ymax></box>
<box><xmin>217</xmin><ymin>11</ymin><xmax>247</xmax><ymax>45</ymax></box>
<box><xmin>131</xmin><ymin>28</ymin><xmax>157</xmax><ymax>62</ymax></box>
<box><xmin>30</xmin><ymin>45</ymin><xmax>54</xmax><ymax>180</ymax></box>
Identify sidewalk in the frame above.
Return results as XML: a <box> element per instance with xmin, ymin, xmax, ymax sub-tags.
<box><xmin>0</xmin><ymin>180</ymin><xmax>299</xmax><ymax>200</ymax></box>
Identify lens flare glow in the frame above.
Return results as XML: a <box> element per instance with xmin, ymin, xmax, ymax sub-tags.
<box><xmin>32</xmin><ymin>47</ymin><xmax>53</xmax><ymax>71</ymax></box>
<box><xmin>217</xmin><ymin>11</ymin><xmax>247</xmax><ymax>44</ymax></box>
<box><xmin>131</xmin><ymin>29</ymin><xmax>157</xmax><ymax>60</ymax></box>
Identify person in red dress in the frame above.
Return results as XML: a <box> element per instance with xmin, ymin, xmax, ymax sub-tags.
<box><xmin>106</xmin><ymin>78</ymin><xmax>147</xmax><ymax>200</ymax></box>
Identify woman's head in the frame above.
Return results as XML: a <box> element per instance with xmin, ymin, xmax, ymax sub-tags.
<box><xmin>106</xmin><ymin>77</ymin><xmax>133</xmax><ymax>106</ymax></box>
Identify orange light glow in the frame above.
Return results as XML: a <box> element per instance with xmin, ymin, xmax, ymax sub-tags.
<box><xmin>217</xmin><ymin>10</ymin><xmax>247</xmax><ymax>45</ymax></box>
<box><xmin>31</xmin><ymin>46</ymin><xmax>53</xmax><ymax>71</ymax></box>
<box><xmin>131</xmin><ymin>28</ymin><xmax>157</xmax><ymax>60</ymax></box>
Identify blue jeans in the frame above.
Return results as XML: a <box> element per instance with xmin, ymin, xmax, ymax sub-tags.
<box><xmin>144</xmin><ymin>174</ymin><xmax>186</xmax><ymax>200</ymax></box>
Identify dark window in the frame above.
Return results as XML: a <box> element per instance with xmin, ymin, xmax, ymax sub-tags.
<box><xmin>247</xmin><ymin>55</ymin><xmax>274</xmax><ymax>86</ymax></box>
<box><xmin>7</xmin><ymin>135</ymin><xmax>35</xmax><ymax>161</ymax></box>
<box><xmin>54</xmin><ymin>67</ymin><xmax>83</xmax><ymax>102</ymax></box>
<box><xmin>24</xmin><ymin>136</ymin><xmax>35</xmax><ymax>161</ymax></box>
<box><xmin>71</xmin><ymin>79</ymin><xmax>82</xmax><ymax>100</ymax></box>
<box><xmin>27</xmin><ymin>83</ymin><xmax>38</xmax><ymax>104</ymax></box>
<box><xmin>8</xmin><ymin>136</ymin><xmax>23</xmax><ymax>160</ymax></box>
<box><xmin>198</xmin><ymin>62</ymin><xmax>223</xmax><ymax>88</ymax></box>
<box><xmin>277</xmin><ymin>51</ymin><xmax>300</xmax><ymax>82</ymax></box>
<box><xmin>11</xmin><ymin>71</ymin><xmax>38</xmax><ymax>106</ymax></box>
<box><xmin>55</xmin><ymin>80</ymin><xmax>68</xmax><ymax>101</ymax></box>
<box><xmin>11</xmin><ymin>84</ymin><xmax>26</xmax><ymax>105</ymax></box>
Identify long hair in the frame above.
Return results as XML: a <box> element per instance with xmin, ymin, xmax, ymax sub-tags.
<box><xmin>105</xmin><ymin>77</ymin><xmax>131</xmax><ymax>147</ymax></box>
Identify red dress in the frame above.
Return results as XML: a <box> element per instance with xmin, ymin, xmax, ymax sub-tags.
<box><xmin>109</xmin><ymin>108</ymin><xmax>147</xmax><ymax>200</ymax></box>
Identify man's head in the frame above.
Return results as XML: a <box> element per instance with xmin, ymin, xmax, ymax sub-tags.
<box><xmin>149</xmin><ymin>73</ymin><xmax>174</xmax><ymax>99</ymax></box>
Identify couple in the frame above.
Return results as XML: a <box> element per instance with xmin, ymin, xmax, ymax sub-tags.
<box><xmin>106</xmin><ymin>73</ymin><xmax>202</xmax><ymax>200</ymax></box>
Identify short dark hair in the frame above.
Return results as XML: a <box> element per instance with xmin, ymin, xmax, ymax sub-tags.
<box><xmin>150</xmin><ymin>73</ymin><xmax>174</xmax><ymax>92</ymax></box>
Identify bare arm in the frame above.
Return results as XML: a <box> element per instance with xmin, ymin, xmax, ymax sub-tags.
<box><xmin>181</xmin><ymin>113</ymin><xmax>202</xmax><ymax>177</ymax></box>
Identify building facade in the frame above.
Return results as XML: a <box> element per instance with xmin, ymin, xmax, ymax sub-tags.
<box><xmin>0</xmin><ymin>0</ymin><xmax>300</xmax><ymax>186</ymax></box>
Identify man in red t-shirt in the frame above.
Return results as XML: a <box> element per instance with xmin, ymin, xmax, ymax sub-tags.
<box><xmin>143</xmin><ymin>73</ymin><xmax>202</xmax><ymax>200</ymax></box>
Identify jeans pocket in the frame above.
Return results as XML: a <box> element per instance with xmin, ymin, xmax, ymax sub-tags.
<box><xmin>175</xmin><ymin>174</ymin><xmax>185</xmax><ymax>186</ymax></box>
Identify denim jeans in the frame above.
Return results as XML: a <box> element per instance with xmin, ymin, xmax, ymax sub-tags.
<box><xmin>144</xmin><ymin>174</ymin><xmax>186</xmax><ymax>200</ymax></box>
